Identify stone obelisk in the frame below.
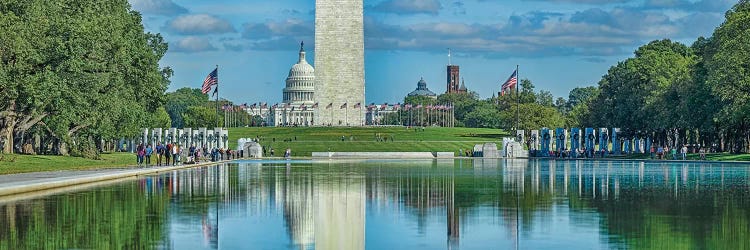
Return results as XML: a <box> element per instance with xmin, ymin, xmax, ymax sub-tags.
<box><xmin>314</xmin><ymin>0</ymin><xmax>365</xmax><ymax>126</ymax></box>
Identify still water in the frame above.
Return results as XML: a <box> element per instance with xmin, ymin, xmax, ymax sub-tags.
<box><xmin>1</xmin><ymin>159</ymin><xmax>750</xmax><ymax>249</ymax></box>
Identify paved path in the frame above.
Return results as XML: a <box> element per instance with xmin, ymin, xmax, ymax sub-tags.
<box><xmin>0</xmin><ymin>161</ymin><xmax>228</xmax><ymax>197</ymax></box>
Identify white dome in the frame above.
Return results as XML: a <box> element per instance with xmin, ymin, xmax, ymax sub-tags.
<box><xmin>288</xmin><ymin>62</ymin><xmax>314</xmax><ymax>78</ymax></box>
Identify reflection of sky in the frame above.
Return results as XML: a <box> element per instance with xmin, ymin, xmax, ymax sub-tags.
<box><xmin>162</xmin><ymin>160</ymin><xmax>750</xmax><ymax>249</ymax></box>
<box><xmin>11</xmin><ymin>160</ymin><xmax>746</xmax><ymax>249</ymax></box>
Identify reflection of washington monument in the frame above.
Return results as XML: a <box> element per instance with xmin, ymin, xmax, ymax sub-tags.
<box><xmin>275</xmin><ymin>164</ymin><xmax>365</xmax><ymax>250</ymax></box>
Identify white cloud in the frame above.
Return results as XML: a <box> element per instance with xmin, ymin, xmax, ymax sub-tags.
<box><xmin>128</xmin><ymin>0</ymin><xmax>187</xmax><ymax>16</ymax></box>
<box><xmin>171</xmin><ymin>37</ymin><xmax>217</xmax><ymax>53</ymax></box>
<box><xmin>164</xmin><ymin>14</ymin><xmax>236</xmax><ymax>35</ymax></box>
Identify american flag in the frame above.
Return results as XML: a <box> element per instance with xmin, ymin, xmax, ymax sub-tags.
<box><xmin>405</xmin><ymin>104</ymin><xmax>412</xmax><ymax>110</ymax></box>
<box><xmin>201</xmin><ymin>68</ymin><xmax>218</xmax><ymax>94</ymax></box>
<box><xmin>501</xmin><ymin>69</ymin><xmax>517</xmax><ymax>96</ymax></box>
<box><xmin>415</xmin><ymin>104</ymin><xmax>422</xmax><ymax>109</ymax></box>
<box><xmin>272</xmin><ymin>103</ymin><xmax>278</xmax><ymax>109</ymax></box>
<box><xmin>326</xmin><ymin>103</ymin><xmax>333</xmax><ymax>109</ymax></box>
<box><xmin>380</xmin><ymin>103</ymin><xmax>388</xmax><ymax>110</ymax></box>
<box><xmin>300</xmin><ymin>104</ymin><xmax>306</xmax><ymax>110</ymax></box>
<box><xmin>354</xmin><ymin>102</ymin><xmax>361</xmax><ymax>108</ymax></box>
<box><xmin>340</xmin><ymin>102</ymin><xmax>347</xmax><ymax>109</ymax></box>
<box><xmin>312</xmin><ymin>102</ymin><xmax>319</xmax><ymax>108</ymax></box>
<box><xmin>393</xmin><ymin>103</ymin><xmax>401</xmax><ymax>110</ymax></box>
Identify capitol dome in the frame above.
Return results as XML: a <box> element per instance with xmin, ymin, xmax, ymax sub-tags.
<box><xmin>284</xmin><ymin>41</ymin><xmax>315</xmax><ymax>104</ymax></box>
<box><xmin>407</xmin><ymin>77</ymin><xmax>437</xmax><ymax>99</ymax></box>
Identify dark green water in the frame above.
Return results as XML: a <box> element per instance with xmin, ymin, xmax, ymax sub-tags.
<box><xmin>1</xmin><ymin>159</ymin><xmax>749</xmax><ymax>249</ymax></box>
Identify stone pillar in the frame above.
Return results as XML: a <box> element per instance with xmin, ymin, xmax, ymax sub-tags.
<box><xmin>198</xmin><ymin>128</ymin><xmax>207</xmax><ymax>148</ymax></box>
<box><xmin>555</xmin><ymin>128</ymin><xmax>567</xmax><ymax>153</ymax></box>
<box><xmin>152</xmin><ymin>128</ymin><xmax>162</xmax><ymax>146</ymax></box>
<box><xmin>515</xmin><ymin>130</ymin><xmax>525</xmax><ymax>145</ymax></box>
<box><xmin>585</xmin><ymin>128</ymin><xmax>595</xmax><ymax>157</ymax></box>
<box><xmin>141</xmin><ymin>128</ymin><xmax>149</xmax><ymax>145</ymax></box>
<box><xmin>191</xmin><ymin>129</ymin><xmax>200</xmax><ymax>148</ymax></box>
<box><xmin>221</xmin><ymin>129</ymin><xmax>229</xmax><ymax>150</ymax></box>
<box><xmin>599</xmin><ymin>128</ymin><xmax>609</xmax><ymax>153</ymax></box>
<box><xmin>529</xmin><ymin>130</ymin><xmax>539</xmax><ymax>152</ymax></box>
<box><xmin>612</xmin><ymin>128</ymin><xmax>620</xmax><ymax>154</ymax></box>
<box><xmin>207</xmin><ymin>129</ymin><xmax>215</xmax><ymax>149</ymax></box>
<box><xmin>540</xmin><ymin>128</ymin><xmax>552</xmax><ymax>157</ymax></box>
<box><xmin>571</xmin><ymin>128</ymin><xmax>581</xmax><ymax>157</ymax></box>
<box><xmin>169</xmin><ymin>128</ymin><xmax>177</xmax><ymax>144</ymax></box>
<box><xmin>184</xmin><ymin>128</ymin><xmax>192</xmax><ymax>147</ymax></box>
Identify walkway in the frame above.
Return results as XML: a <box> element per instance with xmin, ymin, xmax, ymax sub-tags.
<box><xmin>0</xmin><ymin>161</ymin><xmax>229</xmax><ymax>198</ymax></box>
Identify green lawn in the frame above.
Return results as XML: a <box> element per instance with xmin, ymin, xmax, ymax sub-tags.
<box><xmin>229</xmin><ymin>127</ymin><xmax>508</xmax><ymax>157</ymax></box>
<box><xmin>0</xmin><ymin>153</ymin><xmax>135</xmax><ymax>175</ymax></box>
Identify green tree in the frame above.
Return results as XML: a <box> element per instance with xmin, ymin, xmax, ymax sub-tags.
<box><xmin>183</xmin><ymin>106</ymin><xmax>222</xmax><ymax>128</ymax></box>
<box><xmin>704</xmin><ymin>0</ymin><xmax>750</xmax><ymax>152</ymax></box>
<box><xmin>0</xmin><ymin>0</ymin><xmax>170</xmax><ymax>155</ymax></box>
<box><xmin>165</xmin><ymin>88</ymin><xmax>208</xmax><ymax>127</ymax></box>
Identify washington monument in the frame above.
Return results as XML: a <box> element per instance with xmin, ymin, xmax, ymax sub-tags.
<box><xmin>314</xmin><ymin>0</ymin><xmax>365</xmax><ymax>126</ymax></box>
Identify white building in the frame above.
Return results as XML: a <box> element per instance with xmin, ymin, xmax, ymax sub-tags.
<box><xmin>262</xmin><ymin>42</ymin><xmax>318</xmax><ymax>127</ymax></box>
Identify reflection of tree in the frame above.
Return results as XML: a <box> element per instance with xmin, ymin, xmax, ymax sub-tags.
<box><xmin>0</xmin><ymin>177</ymin><xmax>171</xmax><ymax>249</ymax></box>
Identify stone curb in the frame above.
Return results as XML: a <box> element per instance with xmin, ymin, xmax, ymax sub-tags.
<box><xmin>0</xmin><ymin>160</ymin><xmax>231</xmax><ymax>197</ymax></box>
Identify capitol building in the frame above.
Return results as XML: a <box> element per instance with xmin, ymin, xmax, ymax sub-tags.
<box><xmin>271</xmin><ymin>42</ymin><xmax>316</xmax><ymax>126</ymax></box>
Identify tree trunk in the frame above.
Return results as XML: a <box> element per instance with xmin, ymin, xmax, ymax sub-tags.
<box><xmin>0</xmin><ymin>117</ymin><xmax>15</xmax><ymax>154</ymax></box>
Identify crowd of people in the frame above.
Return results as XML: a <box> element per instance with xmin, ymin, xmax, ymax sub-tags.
<box><xmin>134</xmin><ymin>143</ymin><xmax>235</xmax><ymax>167</ymax></box>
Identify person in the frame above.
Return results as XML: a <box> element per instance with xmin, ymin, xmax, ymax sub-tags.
<box><xmin>699</xmin><ymin>148</ymin><xmax>706</xmax><ymax>160</ymax></box>
<box><xmin>172</xmin><ymin>144</ymin><xmax>179</xmax><ymax>165</ymax></box>
<box><xmin>145</xmin><ymin>144</ymin><xmax>153</xmax><ymax>166</ymax></box>
<box><xmin>285</xmin><ymin>148</ymin><xmax>291</xmax><ymax>158</ymax></box>
<box><xmin>657</xmin><ymin>146</ymin><xmax>664</xmax><ymax>159</ymax></box>
<box><xmin>155</xmin><ymin>143</ymin><xmax>163</xmax><ymax>166</ymax></box>
<box><xmin>136</xmin><ymin>143</ymin><xmax>145</xmax><ymax>166</ymax></box>
<box><xmin>122</xmin><ymin>142</ymin><xmax>128</xmax><ymax>152</ymax></box>
<box><xmin>270</xmin><ymin>148</ymin><xmax>275</xmax><ymax>157</ymax></box>
<box><xmin>165</xmin><ymin>143</ymin><xmax>172</xmax><ymax>166</ymax></box>
<box><xmin>670</xmin><ymin>146</ymin><xmax>676</xmax><ymax>160</ymax></box>
<box><xmin>650</xmin><ymin>145</ymin><xmax>656</xmax><ymax>159</ymax></box>
<box><xmin>681</xmin><ymin>145</ymin><xmax>688</xmax><ymax>160</ymax></box>
<box><xmin>189</xmin><ymin>145</ymin><xmax>196</xmax><ymax>163</ymax></box>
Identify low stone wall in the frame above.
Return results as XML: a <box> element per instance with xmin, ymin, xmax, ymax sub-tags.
<box><xmin>312</xmin><ymin>152</ymin><xmax>453</xmax><ymax>159</ymax></box>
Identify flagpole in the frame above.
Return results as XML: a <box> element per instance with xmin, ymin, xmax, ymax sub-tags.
<box><xmin>215</xmin><ymin>65</ymin><xmax>220</xmax><ymax>128</ymax></box>
<box><xmin>515</xmin><ymin>64</ymin><xmax>519</xmax><ymax>131</ymax></box>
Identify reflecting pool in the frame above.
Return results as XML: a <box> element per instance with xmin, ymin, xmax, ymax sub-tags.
<box><xmin>2</xmin><ymin>159</ymin><xmax>750</xmax><ymax>249</ymax></box>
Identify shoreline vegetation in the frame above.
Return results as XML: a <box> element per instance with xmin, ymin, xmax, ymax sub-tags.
<box><xmin>3</xmin><ymin>127</ymin><xmax>750</xmax><ymax>175</ymax></box>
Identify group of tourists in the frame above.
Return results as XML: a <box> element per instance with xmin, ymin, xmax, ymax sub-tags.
<box><xmin>650</xmin><ymin>145</ymin><xmax>705</xmax><ymax>160</ymax></box>
<box><xmin>135</xmin><ymin>143</ymin><xmax>235</xmax><ymax>167</ymax></box>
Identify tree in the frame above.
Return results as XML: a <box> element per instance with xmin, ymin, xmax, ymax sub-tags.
<box><xmin>437</xmin><ymin>92</ymin><xmax>479</xmax><ymax>127</ymax></box>
<box><xmin>0</xmin><ymin>0</ymin><xmax>170</xmax><ymax>155</ymax></box>
<box><xmin>587</xmin><ymin>39</ymin><xmax>696</xmax><ymax>146</ymax></box>
<box><xmin>165</xmin><ymin>88</ymin><xmax>209</xmax><ymax>128</ymax></box>
<box><xmin>704</xmin><ymin>0</ymin><xmax>750</xmax><ymax>152</ymax></box>
<box><xmin>183</xmin><ymin>106</ymin><xmax>221</xmax><ymax>128</ymax></box>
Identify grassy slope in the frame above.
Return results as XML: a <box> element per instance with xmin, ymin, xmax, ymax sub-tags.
<box><xmin>229</xmin><ymin>127</ymin><xmax>508</xmax><ymax>156</ymax></box>
<box><xmin>0</xmin><ymin>153</ymin><xmax>134</xmax><ymax>175</ymax></box>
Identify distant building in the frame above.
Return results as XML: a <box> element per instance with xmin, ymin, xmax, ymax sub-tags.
<box><xmin>407</xmin><ymin>77</ymin><xmax>437</xmax><ymax>99</ymax></box>
<box><xmin>253</xmin><ymin>42</ymin><xmax>317</xmax><ymax>127</ymax></box>
<box><xmin>446</xmin><ymin>65</ymin><xmax>460</xmax><ymax>93</ymax></box>
<box><xmin>458</xmin><ymin>78</ymin><xmax>468</xmax><ymax>93</ymax></box>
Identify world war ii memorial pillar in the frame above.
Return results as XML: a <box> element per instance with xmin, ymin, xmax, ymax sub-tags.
<box><xmin>570</xmin><ymin>128</ymin><xmax>581</xmax><ymax>157</ymax></box>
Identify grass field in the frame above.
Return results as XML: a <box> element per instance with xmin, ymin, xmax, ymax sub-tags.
<box><xmin>0</xmin><ymin>153</ymin><xmax>134</xmax><ymax>175</ymax></box>
<box><xmin>228</xmin><ymin>126</ymin><xmax>508</xmax><ymax>157</ymax></box>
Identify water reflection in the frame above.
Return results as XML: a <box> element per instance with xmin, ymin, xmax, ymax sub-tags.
<box><xmin>1</xmin><ymin>160</ymin><xmax>750</xmax><ymax>249</ymax></box>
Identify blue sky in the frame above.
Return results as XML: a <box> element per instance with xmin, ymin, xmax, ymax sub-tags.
<box><xmin>128</xmin><ymin>0</ymin><xmax>735</xmax><ymax>104</ymax></box>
